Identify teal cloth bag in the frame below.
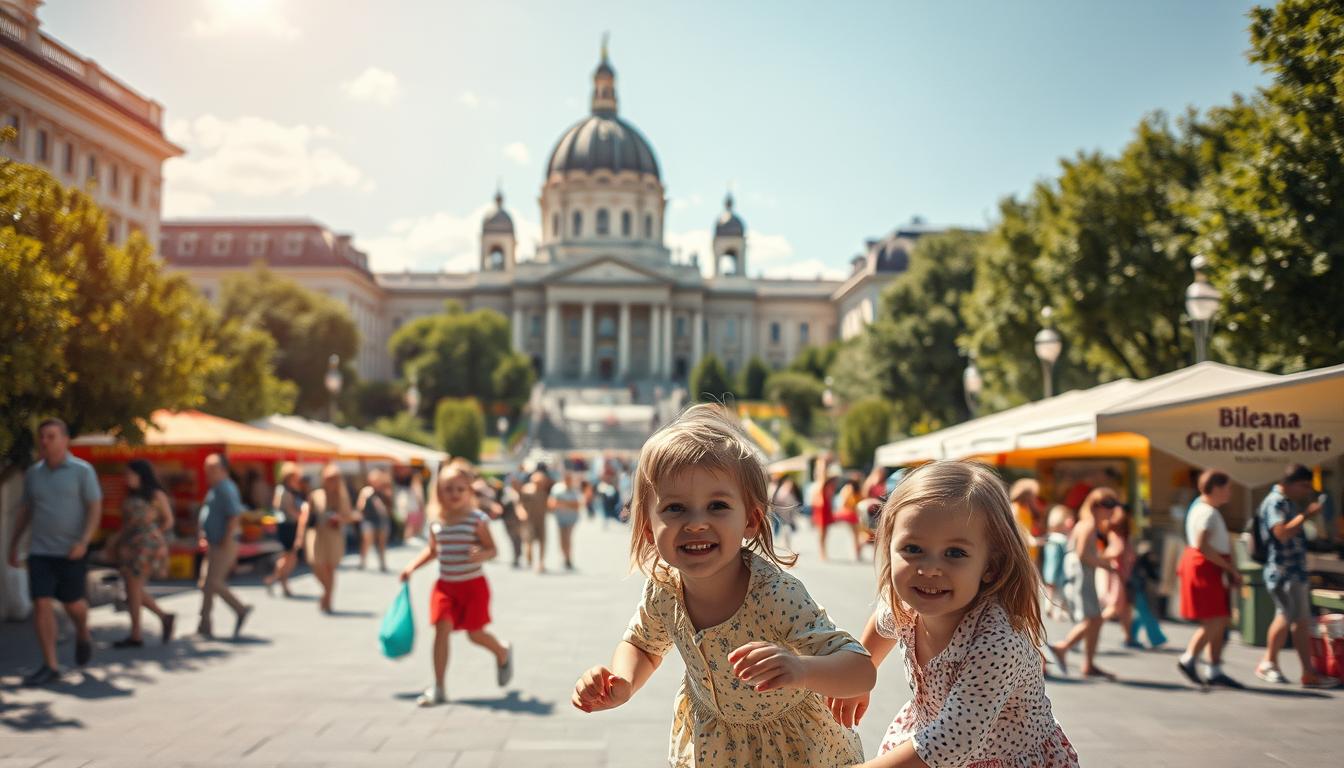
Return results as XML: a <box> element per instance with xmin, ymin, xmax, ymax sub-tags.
<box><xmin>379</xmin><ymin>582</ymin><xmax>415</xmax><ymax>659</ymax></box>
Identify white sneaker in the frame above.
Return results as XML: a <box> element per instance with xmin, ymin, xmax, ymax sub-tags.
<box><xmin>1255</xmin><ymin>663</ymin><xmax>1288</xmax><ymax>684</ymax></box>
<box><xmin>497</xmin><ymin>642</ymin><xmax>514</xmax><ymax>687</ymax></box>
<box><xmin>416</xmin><ymin>686</ymin><xmax>447</xmax><ymax>707</ymax></box>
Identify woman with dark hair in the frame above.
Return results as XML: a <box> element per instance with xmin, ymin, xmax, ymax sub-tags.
<box><xmin>1048</xmin><ymin>487</ymin><xmax>1122</xmax><ymax>679</ymax></box>
<box><xmin>109</xmin><ymin>459</ymin><xmax>175</xmax><ymax>646</ymax></box>
<box><xmin>1176</xmin><ymin>468</ymin><xmax>1244</xmax><ymax>688</ymax></box>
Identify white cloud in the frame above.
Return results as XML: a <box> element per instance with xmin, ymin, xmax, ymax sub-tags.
<box><xmin>502</xmin><ymin>142</ymin><xmax>530</xmax><ymax>166</ymax></box>
<box><xmin>190</xmin><ymin>0</ymin><xmax>300</xmax><ymax>40</ymax></box>
<box><xmin>358</xmin><ymin>203</ymin><xmax>541</xmax><ymax>272</ymax></box>
<box><xmin>459</xmin><ymin>90</ymin><xmax>480</xmax><ymax>109</ymax></box>
<box><xmin>163</xmin><ymin>114</ymin><xmax>368</xmax><ymax>216</ymax></box>
<box><xmin>341</xmin><ymin>67</ymin><xmax>401</xmax><ymax>106</ymax></box>
<box><xmin>664</xmin><ymin>228</ymin><xmax>844</xmax><ymax>280</ymax></box>
<box><xmin>671</xmin><ymin>193</ymin><xmax>703</xmax><ymax>211</ymax></box>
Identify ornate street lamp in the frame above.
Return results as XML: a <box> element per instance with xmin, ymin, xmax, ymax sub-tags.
<box><xmin>1185</xmin><ymin>255</ymin><xmax>1221</xmax><ymax>364</ymax></box>
<box><xmin>962</xmin><ymin>354</ymin><xmax>983</xmax><ymax>417</ymax></box>
<box><xmin>1033</xmin><ymin>307</ymin><xmax>1063</xmax><ymax>400</ymax></box>
<box><xmin>324</xmin><ymin>354</ymin><xmax>343</xmax><ymax>423</ymax></box>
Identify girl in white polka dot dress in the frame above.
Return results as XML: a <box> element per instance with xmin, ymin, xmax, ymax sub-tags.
<box><xmin>572</xmin><ymin>404</ymin><xmax>877</xmax><ymax>767</ymax></box>
<box><xmin>828</xmin><ymin>461</ymin><xmax>1078</xmax><ymax>768</ymax></box>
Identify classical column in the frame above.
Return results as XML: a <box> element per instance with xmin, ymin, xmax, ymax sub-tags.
<box><xmin>580</xmin><ymin>301</ymin><xmax>594</xmax><ymax>379</ymax></box>
<box><xmin>649</xmin><ymin>304</ymin><xmax>662</xmax><ymax>378</ymax></box>
<box><xmin>691</xmin><ymin>309</ymin><xmax>704</xmax><ymax>371</ymax></box>
<box><xmin>511</xmin><ymin>307</ymin><xmax>524</xmax><ymax>352</ymax></box>
<box><xmin>741</xmin><ymin>312</ymin><xmax>753</xmax><ymax>363</ymax></box>
<box><xmin>545</xmin><ymin>301</ymin><xmax>560</xmax><ymax>378</ymax></box>
<box><xmin>618</xmin><ymin>301</ymin><xmax>631</xmax><ymax>378</ymax></box>
<box><xmin>661</xmin><ymin>305</ymin><xmax>674</xmax><ymax>379</ymax></box>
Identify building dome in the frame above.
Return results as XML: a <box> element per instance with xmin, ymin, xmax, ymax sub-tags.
<box><xmin>482</xmin><ymin>190</ymin><xmax>514</xmax><ymax>234</ymax></box>
<box><xmin>715</xmin><ymin>192</ymin><xmax>744</xmax><ymax>237</ymax></box>
<box><xmin>545</xmin><ymin>44</ymin><xmax>660</xmax><ymax>180</ymax></box>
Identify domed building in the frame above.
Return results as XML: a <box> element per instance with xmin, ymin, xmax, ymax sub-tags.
<box><xmin>163</xmin><ymin>44</ymin><xmax>922</xmax><ymax>384</ymax></box>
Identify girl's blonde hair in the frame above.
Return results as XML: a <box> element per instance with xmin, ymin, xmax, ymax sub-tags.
<box><xmin>629</xmin><ymin>403</ymin><xmax>795</xmax><ymax>584</ymax></box>
<box><xmin>1046</xmin><ymin>504</ymin><xmax>1073</xmax><ymax>532</ymax></box>
<box><xmin>873</xmin><ymin>460</ymin><xmax>1044</xmax><ymax>646</ymax></box>
<box><xmin>318</xmin><ymin>463</ymin><xmax>352</xmax><ymax>517</ymax></box>
<box><xmin>427</xmin><ymin>464</ymin><xmax>473</xmax><ymax>522</ymax></box>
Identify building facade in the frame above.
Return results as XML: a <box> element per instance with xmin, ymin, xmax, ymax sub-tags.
<box><xmin>163</xmin><ymin>48</ymin><xmax>919</xmax><ymax>385</ymax></box>
<box><xmin>0</xmin><ymin>0</ymin><xmax>181</xmax><ymax>246</ymax></box>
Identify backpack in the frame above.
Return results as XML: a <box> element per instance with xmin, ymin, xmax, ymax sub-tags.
<box><xmin>1244</xmin><ymin>507</ymin><xmax>1268</xmax><ymax>565</ymax></box>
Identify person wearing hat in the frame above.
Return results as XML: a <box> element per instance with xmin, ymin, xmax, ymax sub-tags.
<box><xmin>1255</xmin><ymin>464</ymin><xmax>1338</xmax><ymax>688</ymax></box>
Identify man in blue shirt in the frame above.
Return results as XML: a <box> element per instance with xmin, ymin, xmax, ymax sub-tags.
<box><xmin>1255</xmin><ymin>464</ymin><xmax>1337</xmax><ymax>689</ymax></box>
<box><xmin>196</xmin><ymin>453</ymin><xmax>252</xmax><ymax>639</ymax></box>
<box><xmin>7</xmin><ymin>418</ymin><xmax>102</xmax><ymax>686</ymax></box>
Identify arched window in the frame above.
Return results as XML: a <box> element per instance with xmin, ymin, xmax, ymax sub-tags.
<box><xmin>552</xmin><ymin>213</ymin><xmax>560</xmax><ymax>239</ymax></box>
<box><xmin>621</xmin><ymin>210</ymin><xmax>632</xmax><ymax>237</ymax></box>
<box><xmin>596</xmin><ymin>208</ymin><xmax>610</xmax><ymax>236</ymax></box>
<box><xmin>572</xmin><ymin>211</ymin><xmax>583</xmax><ymax>238</ymax></box>
<box><xmin>643</xmin><ymin>214</ymin><xmax>653</xmax><ymax>239</ymax></box>
<box><xmin>488</xmin><ymin>247</ymin><xmax>505</xmax><ymax>270</ymax></box>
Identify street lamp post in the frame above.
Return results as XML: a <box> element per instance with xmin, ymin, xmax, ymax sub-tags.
<box><xmin>962</xmin><ymin>354</ymin><xmax>983</xmax><ymax>417</ymax></box>
<box><xmin>1033</xmin><ymin>307</ymin><xmax>1063</xmax><ymax>400</ymax></box>
<box><xmin>324</xmin><ymin>354</ymin><xmax>343</xmax><ymax>423</ymax></box>
<box><xmin>1185</xmin><ymin>255</ymin><xmax>1221</xmax><ymax>364</ymax></box>
<box><xmin>404</xmin><ymin>369</ymin><xmax>421</xmax><ymax>417</ymax></box>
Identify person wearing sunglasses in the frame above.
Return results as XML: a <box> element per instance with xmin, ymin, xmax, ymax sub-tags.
<box><xmin>1047</xmin><ymin>488</ymin><xmax>1123</xmax><ymax>680</ymax></box>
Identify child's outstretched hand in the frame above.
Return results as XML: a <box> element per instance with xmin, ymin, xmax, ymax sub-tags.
<box><xmin>729</xmin><ymin>641</ymin><xmax>806</xmax><ymax>692</ymax></box>
<box><xmin>826</xmin><ymin>692</ymin><xmax>869</xmax><ymax>728</ymax></box>
<box><xmin>572</xmin><ymin>665</ymin><xmax>633</xmax><ymax>713</ymax></box>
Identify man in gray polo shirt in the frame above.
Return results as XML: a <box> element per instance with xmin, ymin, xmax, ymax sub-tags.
<box><xmin>6</xmin><ymin>418</ymin><xmax>103</xmax><ymax>686</ymax></box>
<box><xmin>196</xmin><ymin>453</ymin><xmax>252</xmax><ymax>639</ymax></box>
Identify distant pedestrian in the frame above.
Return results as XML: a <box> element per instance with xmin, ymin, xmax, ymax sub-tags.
<box><xmin>500</xmin><ymin>472</ymin><xmax>525</xmax><ymax>567</ymax></box>
<box><xmin>768</xmin><ymin>474</ymin><xmax>801</xmax><ymax>550</ymax></box>
<box><xmin>1047</xmin><ymin>488</ymin><xmax>1121</xmax><ymax>680</ymax></box>
<box><xmin>109</xmin><ymin>459</ymin><xmax>175</xmax><ymax>647</ymax></box>
<box><xmin>1255</xmin><ymin>464</ymin><xmax>1339</xmax><ymax>688</ymax></box>
<box><xmin>595</xmin><ymin>468</ymin><xmax>622</xmax><ymax>529</ymax></box>
<box><xmin>7</xmin><ymin>418</ymin><xmax>101</xmax><ymax>686</ymax></box>
<box><xmin>549</xmin><ymin>470</ymin><xmax>583</xmax><ymax>571</ymax></box>
<box><xmin>304</xmin><ymin>463</ymin><xmax>356</xmax><ymax>614</ymax></box>
<box><xmin>1009</xmin><ymin>478</ymin><xmax>1045</xmax><ymax>567</ymax></box>
<box><xmin>394</xmin><ymin>466</ymin><xmax>427</xmax><ymax>541</ymax></box>
<box><xmin>400</xmin><ymin>464</ymin><xmax>513</xmax><ymax>707</ymax></box>
<box><xmin>517</xmin><ymin>469</ymin><xmax>551</xmax><ymax>573</ymax></box>
<box><xmin>197</xmin><ymin>453</ymin><xmax>253</xmax><ymax>639</ymax></box>
<box><xmin>1175</xmin><ymin>469</ymin><xmax>1242</xmax><ymax>687</ymax></box>
<box><xmin>263</xmin><ymin>462</ymin><xmax>305</xmax><ymax>597</ymax></box>
<box><xmin>357</xmin><ymin>469</ymin><xmax>392</xmax><ymax>572</ymax></box>
<box><xmin>1041</xmin><ymin>505</ymin><xmax>1073</xmax><ymax>620</ymax></box>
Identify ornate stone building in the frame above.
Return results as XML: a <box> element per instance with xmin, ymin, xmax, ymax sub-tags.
<box><xmin>164</xmin><ymin>47</ymin><xmax>920</xmax><ymax>384</ymax></box>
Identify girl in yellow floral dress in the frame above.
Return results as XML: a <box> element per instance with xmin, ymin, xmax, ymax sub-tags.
<box><xmin>572</xmin><ymin>404</ymin><xmax>876</xmax><ymax>767</ymax></box>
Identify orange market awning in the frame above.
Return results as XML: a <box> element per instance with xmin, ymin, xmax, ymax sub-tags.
<box><xmin>73</xmin><ymin>409</ymin><xmax>337</xmax><ymax>462</ymax></box>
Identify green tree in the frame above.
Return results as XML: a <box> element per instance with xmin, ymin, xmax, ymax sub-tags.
<box><xmin>739</xmin><ymin>357</ymin><xmax>771</xmax><ymax>400</ymax></box>
<box><xmin>435</xmin><ymin>397</ymin><xmax>485</xmax><ymax>463</ymax></box>
<box><xmin>0</xmin><ymin>157</ymin><xmax>218</xmax><ymax>465</ymax></box>
<box><xmin>1190</xmin><ymin>0</ymin><xmax>1344</xmax><ymax>371</ymax></box>
<box><xmin>765</xmin><ymin>371</ymin><xmax>825</xmax><ymax>434</ymax></box>
<box><xmin>343</xmin><ymin>380</ymin><xmax>405</xmax><ymax>427</ymax></box>
<box><xmin>490</xmin><ymin>351</ymin><xmax>538</xmax><ymax>417</ymax></box>
<box><xmin>789</xmin><ymin>341</ymin><xmax>840</xmax><ymax>381</ymax></box>
<box><xmin>689</xmin><ymin>354</ymin><xmax>735</xmax><ymax>403</ymax></box>
<box><xmin>837</xmin><ymin>397</ymin><xmax>894</xmax><ymax>469</ymax></box>
<box><xmin>827</xmin><ymin>338</ymin><xmax>883</xmax><ymax>407</ymax></box>
<box><xmin>201</xmin><ymin>318</ymin><xmax>297</xmax><ymax>422</ymax></box>
<box><xmin>867</xmin><ymin>230</ymin><xmax>981</xmax><ymax>432</ymax></box>
<box><xmin>369</xmin><ymin>411</ymin><xmax>435</xmax><ymax>448</ymax></box>
<box><xmin>390</xmin><ymin>301</ymin><xmax>528</xmax><ymax>416</ymax></box>
<box><xmin>218</xmin><ymin>265</ymin><xmax>359</xmax><ymax>418</ymax></box>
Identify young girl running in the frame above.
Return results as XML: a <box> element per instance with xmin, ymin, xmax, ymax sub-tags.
<box><xmin>828</xmin><ymin>461</ymin><xmax>1078</xmax><ymax>767</ymax></box>
<box><xmin>572</xmin><ymin>404</ymin><xmax>876</xmax><ymax>767</ymax></box>
<box><xmin>400</xmin><ymin>464</ymin><xmax>514</xmax><ymax>707</ymax></box>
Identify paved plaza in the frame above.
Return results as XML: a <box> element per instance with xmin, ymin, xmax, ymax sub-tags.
<box><xmin>1</xmin><ymin>518</ymin><xmax>1340</xmax><ymax>767</ymax></box>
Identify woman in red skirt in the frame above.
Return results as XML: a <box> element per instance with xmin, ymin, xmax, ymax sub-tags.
<box><xmin>1176</xmin><ymin>469</ymin><xmax>1244</xmax><ymax>688</ymax></box>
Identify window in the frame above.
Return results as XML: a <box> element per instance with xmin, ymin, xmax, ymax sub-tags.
<box><xmin>572</xmin><ymin>211</ymin><xmax>583</xmax><ymax>238</ymax></box>
<box><xmin>531</xmin><ymin>315</ymin><xmax>542</xmax><ymax>338</ymax></box>
<box><xmin>62</xmin><ymin>142</ymin><xmax>73</xmax><ymax>174</ymax></box>
<box><xmin>179</xmin><ymin>232</ymin><xmax>199</xmax><ymax>256</ymax></box>
<box><xmin>598</xmin><ymin>316</ymin><xmax>616</xmax><ymax>337</ymax></box>
<box><xmin>799</xmin><ymin>322</ymin><xmax>810</xmax><ymax>344</ymax></box>
<box><xmin>283</xmin><ymin>232</ymin><xmax>304</xmax><ymax>256</ymax></box>
<box><xmin>621</xmin><ymin>210</ymin><xmax>632</xmax><ymax>237</ymax></box>
<box><xmin>770</xmin><ymin>322</ymin><xmax>781</xmax><ymax>344</ymax></box>
<box><xmin>675</xmin><ymin>316</ymin><xmax>686</xmax><ymax>338</ymax></box>
<box><xmin>36</xmin><ymin>129</ymin><xmax>48</xmax><ymax>163</ymax></box>
<box><xmin>596</xmin><ymin>208</ymin><xmax>609</xmax><ymax>236</ymax></box>
<box><xmin>106</xmin><ymin>216</ymin><xmax>119</xmax><ymax>244</ymax></box>
<box><xmin>567</xmin><ymin>317</ymin><xmax>580</xmax><ymax>337</ymax></box>
<box><xmin>110</xmin><ymin>164</ymin><xmax>120</xmax><ymax>195</ymax></box>
<box><xmin>130</xmin><ymin>173</ymin><xmax>141</xmax><ymax>205</ymax></box>
<box><xmin>86</xmin><ymin>154</ymin><xmax>97</xmax><ymax>181</ymax></box>
<box><xmin>488</xmin><ymin>247</ymin><xmax>505</xmax><ymax>270</ymax></box>
<box><xmin>211</xmin><ymin>232</ymin><xmax>233</xmax><ymax>256</ymax></box>
<box><xmin>725</xmin><ymin>316</ymin><xmax>737</xmax><ymax>341</ymax></box>
<box><xmin>552</xmin><ymin>213</ymin><xmax>560</xmax><ymax>239</ymax></box>
<box><xmin>246</xmin><ymin>232</ymin><xmax>269</xmax><ymax>257</ymax></box>
<box><xmin>643</xmin><ymin>214</ymin><xmax>652</xmax><ymax>239</ymax></box>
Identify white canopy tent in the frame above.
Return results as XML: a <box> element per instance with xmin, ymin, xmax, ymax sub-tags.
<box><xmin>250</xmin><ymin>415</ymin><xmax>423</xmax><ymax>472</ymax></box>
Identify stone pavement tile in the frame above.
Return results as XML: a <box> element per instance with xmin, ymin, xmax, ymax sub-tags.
<box><xmin>0</xmin><ymin>760</ymin><xmax>52</xmax><ymax>768</ymax></box>
<box><xmin>447</xmin><ymin>750</ymin><xmax>499</xmax><ymax>768</ymax></box>
<box><xmin>407</xmin><ymin>751</ymin><xmax>462</xmax><ymax>768</ymax></box>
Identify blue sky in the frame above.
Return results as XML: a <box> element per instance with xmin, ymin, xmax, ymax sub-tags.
<box><xmin>44</xmin><ymin>0</ymin><xmax>1266</xmax><ymax>277</ymax></box>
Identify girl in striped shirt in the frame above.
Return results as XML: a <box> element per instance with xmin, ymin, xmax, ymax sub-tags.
<box><xmin>400</xmin><ymin>464</ymin><xmax>514</xmax><ymax>707</ymax></box>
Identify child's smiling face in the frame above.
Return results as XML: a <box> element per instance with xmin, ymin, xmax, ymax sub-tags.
<box><xmin>889</xmin><ymin>503</ymin><xmax>993</xmax><ymax>620</ymax></box>
<box><xmin>649</xmin><ymin>466</ymin><xmax>759</xmax><ymax>580</ymax></box>
<box><xmin>438</xmin><ymin>472</ymin><xmax>473</xmax><ymax>515</ymax></box>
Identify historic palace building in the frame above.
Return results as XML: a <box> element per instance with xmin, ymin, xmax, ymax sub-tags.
<box><xmin>162</xmin><ymin>47</ymin><xmax>923</xmax><ymax>384</ymax></box>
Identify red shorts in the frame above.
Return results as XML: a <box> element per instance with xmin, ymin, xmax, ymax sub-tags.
<box><xmin>1178</xmin><ymin>547</ymin><xmax>1230</xmax><ymax>620</ymax></box>
<box><xmin>429</xmin><ymin>576</ymin><xmax>491</xmax><ymax>631</ymax></box>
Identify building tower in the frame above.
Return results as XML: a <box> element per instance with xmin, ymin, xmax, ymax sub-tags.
<box><xmin>712</xmin><ymin>192</ymin><xmax>746</xmax><ymax>277</ymax></box>
<box><xmin>480</xmin><ymin>189</ymin><xmax>516</xmax><ymax>271</ymax></box>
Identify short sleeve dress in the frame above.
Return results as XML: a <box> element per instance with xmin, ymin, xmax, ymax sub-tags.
<box><xmin>118</xmin><ymin>495</ymin><xmax>168</xmax><ymax>579</ymax></box>
<box><xmin>623</xmin><ymin>550</ymin><xmax>868</xmax><ymax>767</ymax></box>
<box><xmin>875</xmin><ymin>599</ymin><xmax>1078</xmax><ymax>768</ymax></box>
